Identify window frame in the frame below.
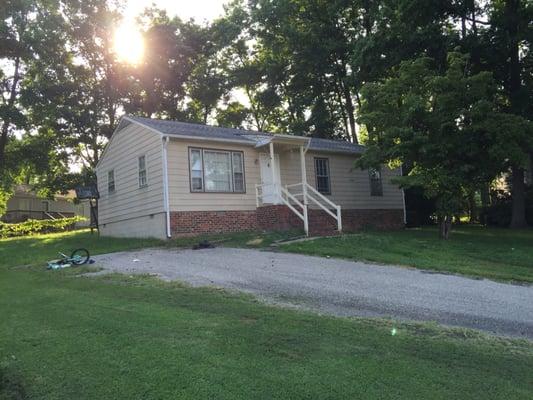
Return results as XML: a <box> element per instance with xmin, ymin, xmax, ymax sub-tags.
<box><xmin>107</xmin><ymin>169</ymin><xmax>115</xmax><ymax>194</ymax></box>
<box><xmin>188</xmin><ymin>147</ymin><xmax>246</xmax><ymax>194</ymax></box>
<box><xmin>138</xmin><ymin>155</ymin><xmax>148</xmax><ymax>188</ymax></box>
<box><xmin>369</xmin><ymin>167</ymin><xmax>383</xmax><ymax>197</ymax></box>
<box><xmin>314</xmin><ymin>157</ymin><xmax>331</xmax><ymax>195</ymax></box>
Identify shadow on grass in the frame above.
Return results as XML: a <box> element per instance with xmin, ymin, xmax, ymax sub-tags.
<box><xmin>0</xmin><ymin>364</ymin><xmax>27</xmax><ymax>400</ymax></box>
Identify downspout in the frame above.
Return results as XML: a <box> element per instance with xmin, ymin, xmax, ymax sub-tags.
<box><xmin>162</xmin><ymin>136</ymin><xmax>171</xmax><ymax>238</ymax></box>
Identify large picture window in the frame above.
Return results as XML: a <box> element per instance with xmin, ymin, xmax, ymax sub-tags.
<box><xmin>314</xmin><ymin>158</ymin><xmax>331</xmax><ymax>194</ymax></box>
<box><xmin>189</xmin><ymin>147</ymin><xmax>245</xmax><ymax>193</ymax></box>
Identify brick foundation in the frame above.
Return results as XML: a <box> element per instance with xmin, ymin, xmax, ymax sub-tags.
<box><xmin>170</xmin><ymin>210</ymin><xmax>257</xmax><ymax>237</ymax></box>
<box><xmin>257</xmin><ymin>205</ymin><xmax>301</xmax><ymax>231</ymax></box>
<box><xmin>170</xmin><ymin>207</ymin><xmax>404</xmax><ymax>237</ymax></box>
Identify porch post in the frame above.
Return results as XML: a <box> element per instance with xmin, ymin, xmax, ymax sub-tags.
<box><xmin>300</xmin><ymin>145</ymin><xmax>309</xmax><ymax>235</ymax></box>
<box><xmin>299</xmin><ymin>145</ymin><xmax>308</xmax><ymax>204</ymax></box>
<box><xmin>269</xmin><ymin>141</ymin><xmax>278</xmax><ymax>202</ymax></box>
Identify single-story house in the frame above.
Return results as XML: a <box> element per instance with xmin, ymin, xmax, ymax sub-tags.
<box><xmin>2</xmin><ymin>185</ymin><xmax>91</xmax><ymax>225</ymax></box>
<box><xmin>95</xmin><ymin>115</ymin><xmax>406</xmax><ymax>239</ymax></box>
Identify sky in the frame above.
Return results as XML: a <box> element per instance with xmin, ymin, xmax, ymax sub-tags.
<box><xmin>123</xmin><ymin>0</ymin><xmax>231</xmax><ymax>22</ymax></box>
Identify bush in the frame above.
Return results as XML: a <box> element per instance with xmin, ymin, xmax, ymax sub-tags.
<box><xmin>0</xmin><ymin>216</ymin><xmax>86</xmax><ymax>238</ymax></box>
<box><xmin>480</xmin><ymin>187</ymin><xmax>533</xmax><ymax>227</ymax></box>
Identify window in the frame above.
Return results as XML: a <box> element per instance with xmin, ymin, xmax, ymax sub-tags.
<box><xmin>108</xmin><ymin>170</ymin><xmax>115</xmax><ymax>194</ymax></box>
<box><xmin>314</xmin><ymin>158</ymin><xmax>331</xmax><ymax>194</ymax></box>
<box><xmin>190</xmin><ymin>149</ymin><xmax>203</xmax><ymax>191</ymax></box>
<box><xmin>138</xmin><ymin>155</ymin><xmax>147</xmax><ymax>187</ymax></box>
<box><xmin>189</xmin><ymin>147</ymin><xmax>245</xmax><ymax>193</ymax></box>
<box><xmin>232</xmin><ymin>152</ymin><xmax>244</xmax><ymax>192</ymax></box>
<box><xmin>369</xmin><ymin>168</ymin><xmax>383</xmax><ymax>196</ymax></box>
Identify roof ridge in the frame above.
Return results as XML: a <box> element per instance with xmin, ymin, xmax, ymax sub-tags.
<box><xmin>128</xmin><ymin>115</ymin><xmax>273</xmax><ymax>137</ymax></box>
<box><xmin>125</xmin><ymin>115</ymin><xmax>365</xmax><ymax>154</ymax></box>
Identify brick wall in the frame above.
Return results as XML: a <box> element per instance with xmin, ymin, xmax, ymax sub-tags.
<box><xmin>170</xmin><ymin>210</ymin><xmax>257</xmax><ymax>237</ymax></box>
<box><xmin>170</xmin><ymin>207</ymin><xmax>404</xmax><ymax>237</ymax></box>
<box><xmin>257</xmin><ymin>205</ymin><xmax>302</xmax><ymax>231</ymax></box>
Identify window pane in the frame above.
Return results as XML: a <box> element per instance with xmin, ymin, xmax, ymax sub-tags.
<box><xmin>108</xmin><ymin>170</ymin><xmax>115</xmax><ymax>193</ymax></box>
<box><xmin>138</xmin><ymin>156</ymin><xmax>147</xmax><ymax>187</ymax></box>
<box><xmin>315</xmin><ymin>158</ymin><xmax>330</xmax><ymax>194</ymax></box>
<box><xmin>232</xmin><ymin>152</ymin><xmax>244</xmax><ymax>192</ymax></box>
<box><xmin>190</xmin><ymin>149</ymin><xmax>203</xmax><ymax>191</ymax></box>
<box><xmin>369</xmin><ymin>168</ymin><xmax>383</xmax><ymax>196</ymax></box>
<box><xmin>204</xmin><ymin>151</ymin><xmax>231</xmax><ymax>192</ymax></box>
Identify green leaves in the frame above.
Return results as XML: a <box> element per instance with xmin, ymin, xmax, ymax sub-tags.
<box><xmin>358</xmin><ymin>51</ymin><xmax>532</xmax><ymax>222</ymax></box>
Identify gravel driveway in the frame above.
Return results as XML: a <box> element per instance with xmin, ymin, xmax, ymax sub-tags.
<box><xmin>93</xmin><ymin>247</ymin><xmax>533</xmax><ymax>339</ymax></box>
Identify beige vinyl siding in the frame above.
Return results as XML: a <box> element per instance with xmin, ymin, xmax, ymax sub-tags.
<box><xmin>167</xmin><ymin>140</ymin><xmax>260</xmax><ymax>211</ymax></box>
<box><xmin>96</xmin><ymin>123</ymin><xmax>164</xmax><ymax>226</ymax></box>
<box><xmin>279</xmin><ymin>150</ymin><xmax>404</xmax><ymax>210</ymax></box>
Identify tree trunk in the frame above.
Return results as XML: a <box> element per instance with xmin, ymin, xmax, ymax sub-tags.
<box><xmin>438</xmin><ymin>215</ymin><xmax>452</xmax><ymax>239</ymax></box>
<box><xmin>468</xmin><ymin>191</ymin><xmax>477</xmax><ymax>223</ymax></box>
<box><xmin>0</xmin><ymin>56</ymin><xmax>21</xmax><ymax>173</ymax></box>
<box><xmin>510</xmin><ymin>165</ymin><xmax>528</xmax><ymax>228</ymax></box>
<box><xmin>504</xmin><ymin>0</ymin><xmax>527</xmax><ymax>228</ymax></box>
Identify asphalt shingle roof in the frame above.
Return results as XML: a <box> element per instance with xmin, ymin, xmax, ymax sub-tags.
<box><xmin>127</xmin><ymin>115</ymin><xmax>365</xmax><ymax>154</ymax></box>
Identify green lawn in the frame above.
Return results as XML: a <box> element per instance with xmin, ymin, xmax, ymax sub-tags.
<box><xmin>0</xmin><ymin>229</ymin><xmax>165</xmax><ymax>269</ymax></box>
<box><xmin>281</xmin><ymin>225</ymin><xmax>533</xmax><ymax>283</ymax></box>
<box><xmin>1</xmin><ymin>230</ymin><xmax>532</xmax><ymax>399</ymax></box>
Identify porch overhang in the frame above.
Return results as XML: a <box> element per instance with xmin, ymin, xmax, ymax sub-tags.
<box><xmin>253</xmin><ymin>135</ymin><xmax>310</xmax><ymax>149</ymax></box>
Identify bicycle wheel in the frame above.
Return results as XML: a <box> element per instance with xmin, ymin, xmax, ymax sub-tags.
<box><xmin>71</xmin><ymin>248</ymin><xmax>90</xmax><ymax>265</ymax></box>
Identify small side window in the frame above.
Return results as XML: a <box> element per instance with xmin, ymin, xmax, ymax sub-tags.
<box><xmin>369</xmin><ymin>168</ymin><xmax>383</xmax><ymax>196</ymax></box>
<box><xmin>138</xmin><ymin>155</ymin><xmax>147</xmax><ymax>187</ymax></box>
<box><xmin>189</xmin><ymin>148</ymin><xmax>204</xmax><ymax>192</ymax></box>
<box><xmin>108</xmin><ymin>170</ymin><xmax>115</xmax><ymax>194</ymax></box>
<box><xmin>232</xmin><ymin>152</ymin><xmax>245</xmax><ymax>193</ymax></box>
<box><xmin>314</xmin><ymin>158</ymin><xmax>331</xmax><ymax>195</ymax></box>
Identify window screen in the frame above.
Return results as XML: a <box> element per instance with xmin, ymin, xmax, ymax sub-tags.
<box><xmin>189</xmin><ymin>148</ymin><xmax>245</xmax><ymax>193</ymax></box>
<box><xmin>369</xmin><ymin>168</ymin><xmax>383</xmax><ymax>196</ymax></box>
<box><xmin>108</xmin><ymin>170</ymin><xmax>115</xmax><ymax>194</ymax></box>
<box><xmin>138</xmin><ymin>155</ymin><xmax>147</xmax><ymax>187</ymax></box>
<box><xmin>314</xmin><ymin>158</ymin><xmax>331</xmax><ymax>194</ymax></box>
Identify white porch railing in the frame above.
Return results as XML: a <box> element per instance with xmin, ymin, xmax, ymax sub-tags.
<box><xmin>255</xmin><ymin>182</ymin><xmax>342</xmax><ymax>235</ymax></box>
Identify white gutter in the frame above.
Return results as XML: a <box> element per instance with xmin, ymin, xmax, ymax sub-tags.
<box><xmin>162</xmin><ymin>136</ymin><xmax>171</xmax><ymax>238</ymax></box>
<box><xmin>303</xmin><ymin>137</ymin><xmax>311</xmax><ymax>153</ymax></box>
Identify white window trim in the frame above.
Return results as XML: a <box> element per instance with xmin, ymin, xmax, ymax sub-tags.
<box><xmin>138</xmin><ymin>155</ymin><xmax>148</xmax><ymax>188</ymax></box>
<box><xmin>189</xmin><ymin>147</ymin><xmax>246</xmax><ymax>193</ymax></box>
<box><xmin>314</xmin><ymin>157</ymin><xmax>331</xmax><ymax>195</ymax></box>
<box><xmin>369</xmin><ymin>167</ymin><xmax>383</xmax><ymax>197</ymax></box>
<box><xmin>108</xmin><ymin>169</ymin><xmax>116</xmax><ymax>194</ymax></box>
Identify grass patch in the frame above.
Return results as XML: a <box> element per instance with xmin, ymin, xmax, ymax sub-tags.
<box><xmin>0</xmin><ymin>266</ymin><xmax>532</xmax><ymax>399</ymax></box>
<box><xmin>0</xmin><ymin>229</ymin><xmax>165</xmax><ymax>269</ymax></box>
<box><xmin>281</xmin><ymin>225</ymin><xmax>533</xmax><ymax>283</ymax></box>
<box><xmin>1</xmin><ymin>229</ymin><xmax>532</xmax><ymax>398</ymax></box>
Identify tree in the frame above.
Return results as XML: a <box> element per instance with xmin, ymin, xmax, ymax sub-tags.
<box><xmin>357</xmin><ymin>53</ymin><xmax>531</xmax><ymax>238</ymax></box>
<box><xmin>23</xmin><ymin>0</ymin><xmax>126</xmax><ymax>171</ymax></box>
<box><xmin>0</xmin><ymin>0</ymin><xmax>65</xmax><ymax>209</ymax></box>
<box><xmin>482</xmin><ymin>0</ymin><xmax>533</xmax><ymax>228</ymax></box>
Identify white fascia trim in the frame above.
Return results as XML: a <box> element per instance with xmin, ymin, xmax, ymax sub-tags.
<box><xmin>161</xmin><ymin>136</ymin><xmax>171</xmax><ymax>238</ymax></box>
<box><xmin>96</xmin><ymin>116</ymin><xmax>163</xmax><ymax>170</ymax></box>
<box><xmin>122</xmin><ymin>115</ymin><xmax>164</xmax><ymax>138</ymax></box>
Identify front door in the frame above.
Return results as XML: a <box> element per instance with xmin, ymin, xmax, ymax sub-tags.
<box><xmin>259</xmin><ymin>153</ymin><xmax>281</xmax><ymax>204</ymax></box>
